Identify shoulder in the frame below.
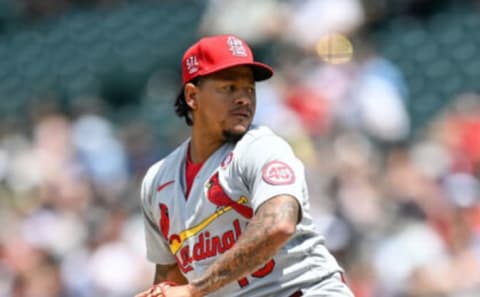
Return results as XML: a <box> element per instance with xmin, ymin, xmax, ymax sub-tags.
<box><xmin>141</xmin><ymin>140</ymin><xmax>188</xmax><ymax>203</ymax></box>
<box><xmin>242</xmin><ymin>125</ymin><xmax>276</xmax><ymax>141</ymax></box>
<box><xmin>236</xmin><ymin>125</ymin><xmax>294</xmax><ymax>155</ymax></box>
<box><xmin>232</xmin><ymin>126</ymin><xmax>297</xmax><ymax>174</ymax></box>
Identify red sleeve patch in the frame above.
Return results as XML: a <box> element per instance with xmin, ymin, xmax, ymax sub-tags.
<box><xmin>221</xmin><ymin>151</ymin><xmax>234</xmax><ymax>169</ymax></box>
<box><xmin>262</xmin><ymin>161</ymin><xmax>296</xmax><ymax>185</ymax></box>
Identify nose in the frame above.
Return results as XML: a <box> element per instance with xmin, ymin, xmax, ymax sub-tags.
<box><xmin>233</xmin><ymin>88</ymin><xmax>255</xmax><ymax>106</ymax></box>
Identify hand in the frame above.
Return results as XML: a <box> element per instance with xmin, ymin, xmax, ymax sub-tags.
<box><xmin>134</xmin><ymin>281</ymin><xmax>178</xmax><ymax>297</ymax></box>
<box><xmin>134</xmin><ymin>283</ymin><xmax>202</xmax><ymax>297</ymax></box>
<box><xmin>159</xmin><ymin>284</ymin><xmax>201</xmax><ymax>297</ymax></box>
<box><xmin>134</xmin><ymin>284</ymin><xmax>164</xmax><ymax>297</ymax></box>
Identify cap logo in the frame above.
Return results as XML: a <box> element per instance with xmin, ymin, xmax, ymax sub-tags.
<box><xmin>227</xmin><ymin>36</ymin><xmax>247</xmax><ymax>57</ymax></box>
<box><xmin>186</xmin><ymin>55</ymin><xmax>199</xmax><ymax>74</ymax></box>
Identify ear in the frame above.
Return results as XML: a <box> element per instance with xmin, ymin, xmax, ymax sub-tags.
<box><xmin>184</xmin><ymin>83</ymin><xmax>199</xmax><ymax>110</ymax></box>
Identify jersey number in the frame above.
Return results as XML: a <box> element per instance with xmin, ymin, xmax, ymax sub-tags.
<box><xmin>237</xmin><ymin>259</ymin><xmax>275</xmax><ymax>287</ymax></box>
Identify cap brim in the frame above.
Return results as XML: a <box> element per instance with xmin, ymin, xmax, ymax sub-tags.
<box><xmin>188</xmin><ymin>61</ymin><xmax>274</xmax><ymax>84</ymax></box>
<box><xmin>250</xmin><ymin>62</ymin><xmax>274</xmax><ymax>81</ymax></box>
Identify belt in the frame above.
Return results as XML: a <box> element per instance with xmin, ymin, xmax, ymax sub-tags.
<box><xmin>289</xmin><ymin>290</ymin><xmax>303</xmax><ymax>297</ymax></box>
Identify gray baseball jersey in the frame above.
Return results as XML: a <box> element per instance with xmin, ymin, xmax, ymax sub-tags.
<box><xmin>141</xmin><ymin>126</ymin><xmax>344</xmax><ymax>297</ymax></box>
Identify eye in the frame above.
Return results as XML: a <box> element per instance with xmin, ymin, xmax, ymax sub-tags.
<box><xmin>247</xmin><ymin>87</ymin><xmax>255</xmax><ymax>94</ymax></box>
<box><xmin>221</xmin><ymin>84</ymin><xmax>236</xmax><ymax>93</ymax></box>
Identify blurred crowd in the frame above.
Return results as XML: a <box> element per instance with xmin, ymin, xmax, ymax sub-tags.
<box><xmin>0</xmin><ymin>0</ymin><xmax>480</xmax><ymax>297</ymax></box>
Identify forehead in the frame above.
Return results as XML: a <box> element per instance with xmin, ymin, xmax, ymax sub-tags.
<box><xmin>204</xmin><ymin>66</ymin><xmax>254</xmax><ymax>82</ymax></box>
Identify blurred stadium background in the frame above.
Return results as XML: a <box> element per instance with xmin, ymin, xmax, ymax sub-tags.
<box><xmin>0</xmin><ymin>0</ymin><xmax>479</xmax><ymax>296</ymax></box>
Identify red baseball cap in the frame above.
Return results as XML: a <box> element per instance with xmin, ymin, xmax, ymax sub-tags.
<box><xmin>181</xmin><ymin>35</ymin><xmax>274</xmax><ymax>84</ymax></box>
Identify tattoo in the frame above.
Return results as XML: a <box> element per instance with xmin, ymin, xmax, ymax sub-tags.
<box><xmin>153</xmin><ymin>263</ymin><xmax>179</xmax><ymax>284</ymax></box>
<box><xmin>278</xmin><ymin>196</ymin><xmax>301</xmax><ymax>223</ymax></box>
<box><xmin>191</xmin><ymin>195</ymin><xmax>300</xmax><ymax>295</ymax></box>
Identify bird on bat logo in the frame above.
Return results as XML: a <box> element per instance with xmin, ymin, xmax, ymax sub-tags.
<box><xmin>207</xmin><ymin>172</ymin><xmax>253</xmax><ymax>219</ymax></box>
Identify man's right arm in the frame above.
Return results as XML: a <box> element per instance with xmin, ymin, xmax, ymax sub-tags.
<box><xmin>153</xmin><ymin>263</ymin><xmax>188</xmax><ymax>285</ymax></box>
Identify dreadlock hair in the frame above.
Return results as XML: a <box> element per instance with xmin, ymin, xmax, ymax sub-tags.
<box><xmin>174</xmin><ymin>77</ymin><xmax>203</xmax><ymax>126</ymax></box>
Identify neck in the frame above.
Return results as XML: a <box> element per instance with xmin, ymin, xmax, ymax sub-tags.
<box><xmin>189</xmin><ymin>126</ymin><xmax>224</xmax><ymax>164</ymax></box>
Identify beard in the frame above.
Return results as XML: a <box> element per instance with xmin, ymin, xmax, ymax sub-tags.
<box><xmin>222</xmin><ymin>127</ymin><xmax>249</xmax><ymax>143</ymax></box>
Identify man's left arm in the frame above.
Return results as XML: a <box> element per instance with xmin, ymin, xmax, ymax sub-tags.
<box><xmin>163</xmin><ymin>194</ymin><xmax>299</xmax><ymax>297</ymax></box>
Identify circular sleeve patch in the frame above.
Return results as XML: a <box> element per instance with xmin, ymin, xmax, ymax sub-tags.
<box><xmin>262</xmin><ymin>161</ymin><xmax>296</xmax><ymax>185</ymax></box>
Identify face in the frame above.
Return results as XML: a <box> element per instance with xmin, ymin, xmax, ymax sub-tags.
<box><xmin>185</xmin><ymin>66</ymin><xmax>256</xmax><ymax>142</ymax></box>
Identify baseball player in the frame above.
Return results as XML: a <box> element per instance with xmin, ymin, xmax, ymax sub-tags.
<box><xmin>136</xmin><ymin>35</ymin><xmax>354</xmax><ymax>297</ymax></box>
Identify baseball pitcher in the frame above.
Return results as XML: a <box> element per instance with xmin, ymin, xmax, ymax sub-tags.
<box><xmin>135</xmin><ymin>35</ymin><xmax>354</xmax><ymax>297</ymax></box>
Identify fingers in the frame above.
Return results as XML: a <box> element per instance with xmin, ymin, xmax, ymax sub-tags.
<box><xmin>136</xmin><ymin>281</ymin><xmax>177</xmax><ymax>297</ymax></box>
<box><xmin>134</xmin><ymin>290</ymin><xmax>150</xmax><ymax>297</ymax></box>
<box><xmin>135</xmin><ymin>285</ymin><xmax>163</xmax><ymax>297</ymax></box>
<box><xmin>148</xmin><ymin>285</ymin><xmax>164</xmax><ymax>297</ymax></box>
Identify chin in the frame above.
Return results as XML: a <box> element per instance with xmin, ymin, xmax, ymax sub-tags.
<box><xmin>223</xmin><ymin>126</ymin><xmax>249</xmax><ymax>143</ymax></box>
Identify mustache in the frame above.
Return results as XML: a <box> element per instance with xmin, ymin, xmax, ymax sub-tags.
<box><xmin>230</xmin><ymin>107</ymin><xmax>253</xmax><ymax>116</ymax></box>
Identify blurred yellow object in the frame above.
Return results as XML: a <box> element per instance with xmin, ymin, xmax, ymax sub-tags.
<box><xmin>316</xmin><ymin>33</ymin><xmax>353</xmax><ymax>64</ymax></box>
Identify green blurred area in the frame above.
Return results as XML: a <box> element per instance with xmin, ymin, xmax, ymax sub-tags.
<box><xmin>373</xmin><ymin>2</ymin><xmax>480</xmax><ymax>130</ymax></box>
<box><xmin>0</xmin><ymin>1</ymin><xmax>207</xmax><ymax>141</ymax></box>
<box><xmin>0</xmin><ymin>0</ymin><xmax>478</xmax><ymax>136</ymax></box>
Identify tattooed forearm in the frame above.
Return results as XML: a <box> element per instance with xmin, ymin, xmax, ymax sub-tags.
<box><xmin>190</xmin><ymin>195</ymin><xmax>300</xmax><ymax>295</ymax></box>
